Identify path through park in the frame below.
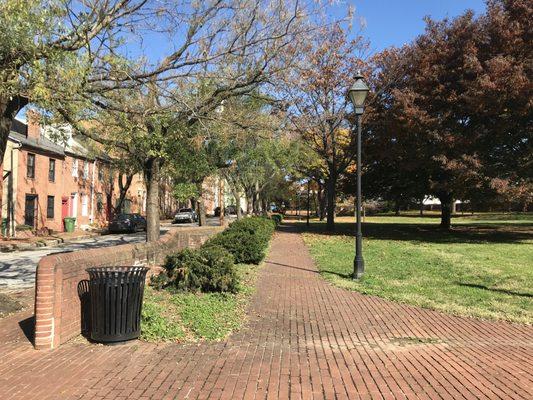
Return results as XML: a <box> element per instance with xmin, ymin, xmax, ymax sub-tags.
<box><xmin>0</xmin><ymin>226</ymin><xmax>531</xmax><ymax>399</ymax></box>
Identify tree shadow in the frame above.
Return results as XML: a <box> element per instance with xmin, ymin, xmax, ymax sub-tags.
<box><xmin>266</xmin><ymin>260</ymin><xmax>318</xmax><ymax>274</ymax></box>
<box><xmin>456</xmin><ymin>282</ymin><xmax>533</xmax><ymax>298</ymax></box>
<box><xmin>295</xmin><ymin>221</ymin><xmax>532</xmax><ymax>244</ymax></box>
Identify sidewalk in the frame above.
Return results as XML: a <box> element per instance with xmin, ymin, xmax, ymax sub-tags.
<box><xmin>0</xmin><ymin>225</ymin><xmax>531</xmax><ymax>399</ymax></box>
<box><xmin>0</xmin><ymin>230</ymin><xmax>102</xmax><ymax>252</ymax></box>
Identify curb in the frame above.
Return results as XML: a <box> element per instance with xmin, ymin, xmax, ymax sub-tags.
<box><xmin>0</xmin><ymin>232</ymin><xmax>101</xmax><ymax>253</ymax></box>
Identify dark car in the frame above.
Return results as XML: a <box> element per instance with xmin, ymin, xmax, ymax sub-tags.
<box><xmin>214</xmin><ymin>206</ymin><xmax>243</xmax><ymax>216</ymax></box>
<box><xmin>173</xmin><ymin>208</ymin><xmax>198</xmax><ymax>223</ymax></box>
<box><xmin>108</xmin><ymin>213</ymin><xmax>147</xmax><ymax>233</ymax></box>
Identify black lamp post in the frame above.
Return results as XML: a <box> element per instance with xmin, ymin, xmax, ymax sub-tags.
<box><xmin>306</xmin><ymin>179</ymin><xmax>311</xmax><ymax>227</ymax></box>
<box><xmin>348</xmin><ymin>72</ymin><xmax>369</xmax><ymax>279</ymax></box>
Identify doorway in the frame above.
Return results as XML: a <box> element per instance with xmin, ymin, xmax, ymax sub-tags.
<box><xmin>24</xmin><ymin>195</ymin><xmax>38</xmax><ymax>228</ymax></box>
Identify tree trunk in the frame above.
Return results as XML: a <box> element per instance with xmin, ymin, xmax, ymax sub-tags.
<box><xmin>316</xmin><ymin>182</ymin><xmax>323</xmax><ymax>219</ymax></box>
<box><xmin>252</xmin><ymin>182</ymin><xmax>260</xmax><ymax>214</ymax></box>
<box><xmin>325</xmin><ymin>173</ymin><xmax>337</xmax><ymax>231</ymax></box>
<box><xmin>438</xmin><ymin>193</ymin><xmax>453</xmax><ymax>230</ymax></box>
<box><xmin>394</xmin><ymin>201</ymin><xmax>401</xmax><ymax>216</ymax></box>
<box><xmin>218</xmin><ymin>178</ymin><xmax>225</xmax><ymax>225</ymax></box>
<box><xmin>229</xmin><ymin>185</ymin><xmax>242</xmax><ymax>219</ymax></box>
<box><xmin>246</xmin><ymin>193</ymin><xmax>253</xmax><ymax>215</ymax></box>
<box><xmin>419</xmin><ymin>197</ymin><xmax>424</xmax><ymax>216</ymax></box>
<box><xmin>196</xmin><ymin>182</ymin><xmax>207</xmax><ymax>226</ymax></box>
<box><xmin>235</xmin><ymin>191</ymin><xmax>242</xmax><ymax>219</ymax></box>
<box><xmin>319</xmin><ymin>184</ymin><xmax>326</xmax><ymax>221</ymax></box>
<box><xmin>262</xmin><ymin>198</ymin><xmax>269</xmax><ymax>216</ymax></box>
<box><xmin>144</xmin><ymin>157</ymin><xmax>162</xmax><ymax>242</ymax></box>
<box><xmin>113</xmin><ymin>173</ymin><xmax>133</xmax><ymax>214</ymax></box>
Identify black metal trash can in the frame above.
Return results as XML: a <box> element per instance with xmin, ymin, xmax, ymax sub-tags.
<box><xmin>86</xmin><ymin>266</ymin><xmax>149</xmax><ymax>343</ymax></box>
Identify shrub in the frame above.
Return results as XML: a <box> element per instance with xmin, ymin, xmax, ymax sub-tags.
<box><xmin>229</xmin><ymin>217</ymin><xmax>275</xmax><ymax>242</ymax></box>
<box><xmin>157</xmin><ymin>245</ymin><xmax>238</xmax><ymax>293</ymax></box>
<box><xmin>206</xmin><ymin>217</ymin><xmax>275</xmax><ymax>264</ymax></box>
<box><xmin>207</xmin><ymin>229</ymin><xmax>266</xmax><ymax>264</ymax></box>
<box><xmin>270</xmin><ymin>214</ymin><xmax>283</xmax><ymax>225</ymax></box>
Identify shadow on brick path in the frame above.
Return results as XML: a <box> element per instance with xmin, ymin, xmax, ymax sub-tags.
<box><xmin>0</xmin><ymin>226</ymin><xmax>532</xmax><ymax>399</ymax></box>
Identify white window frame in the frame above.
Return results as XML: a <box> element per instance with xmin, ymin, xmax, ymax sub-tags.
<box><xmin>72</xmin><ymin>159</ymin><xmax>78</xmax><ymax>177</ymax></box>
<box><xmin>81</xmin><ymin>194</ymin><xmax>88</xmax><ymax>216</ymax></box>
<box><xmin>71</xmin><ymin>193</ymin><xmax>78</xmax><ymax>217</ymax></box>
<box><xmin>83</xmin><ymin>161</ymin><xmax>89</xmax><ymax>179</ymax></box>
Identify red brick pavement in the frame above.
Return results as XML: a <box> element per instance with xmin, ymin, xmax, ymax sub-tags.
<box><xmin>0</xmin><ymin>226</ymin><xmax>532</xmax><ymax>399</ymax></box>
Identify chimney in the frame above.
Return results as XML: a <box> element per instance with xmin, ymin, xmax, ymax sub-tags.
<box><xmin>26</xmin><ymin>109</ymin><xmax>42</xmax><ymax>139</ymax></box>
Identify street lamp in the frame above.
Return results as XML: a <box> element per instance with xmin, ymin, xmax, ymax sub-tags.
<box><xmin>348</xmin><ymin>71</ymin><xmax>369</xmax><ymax>279</ymax></box>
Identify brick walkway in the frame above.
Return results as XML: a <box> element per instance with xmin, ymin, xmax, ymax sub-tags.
<box><xmin>0</xmin><ymin>226</ymin><xmax>532</xmax><ymax>399</ymax></box>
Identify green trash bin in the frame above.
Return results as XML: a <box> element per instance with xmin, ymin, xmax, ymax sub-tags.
<box><xmin>64</xmin><ymin>217</ymin><xmax>76</xmax><ymax>232</ymax></box>
<box><xmin>1</xmin><ymin>218</ymin><xmax>7</xmax><ymax>236</ymax></box>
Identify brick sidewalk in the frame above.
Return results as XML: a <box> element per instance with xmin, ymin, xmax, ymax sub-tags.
<box><xmin>0</xmin><ymin>226</ymin><xmax>532</xmax><ymax>399</ymax></box>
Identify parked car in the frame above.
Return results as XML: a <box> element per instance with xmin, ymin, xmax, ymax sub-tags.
<box><xmin>214</xmin><ymin>206</ymin><xmax>243</xmax><ymax>216</ymax></box>
<box><xmin>173</xmin><ymin>208</ymin><xmax>198</xmax><ymax>223</ymax></box>
<box><xmin>108</xmin><ymin>213</ymin><xmax>147</xmax><ymax>233</ymax></box>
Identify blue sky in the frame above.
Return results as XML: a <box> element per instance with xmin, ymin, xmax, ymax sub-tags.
<box><xmin>132</xmin><ymin>1</ymin><xmax>488</xmax><ymax>63</ymax></box>
<box><xmin>349</xmin><ymin>0</ymin><xmax>487</xmax><ymax>53</ymax></box>
<box><xmin>18</xmin><ymin>0</ymin><xmax>489</xmax><ymax>123</ymax></box>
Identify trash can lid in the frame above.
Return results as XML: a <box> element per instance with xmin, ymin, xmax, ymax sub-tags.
<box><xmin>86</xmin><ymin>266</ymin><xmax>149</xmax><ymax>274</ymax></box>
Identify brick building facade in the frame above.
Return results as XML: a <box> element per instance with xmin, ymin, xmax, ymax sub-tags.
<box><xmin>1</xmin><ymin>115</ymin><xmax>148</xmax><ymax>235</ymax></box>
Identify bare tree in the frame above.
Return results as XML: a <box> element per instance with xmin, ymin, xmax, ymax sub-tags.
<box><xmin>50</xmin><ymin>0</ymin><xmax>313</xmax><ymax>241</ymax></box>
<box><xmin>280</xmin><ymin>23</ymin><xmax>368</xmax><ymax>230</ymax></box>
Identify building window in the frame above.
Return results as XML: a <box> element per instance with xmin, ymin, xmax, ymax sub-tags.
<box><xmin>98</xmin><ymin>166</ymin><xmax>104</xmax><ymax>182</ymax></box>
<box><xmin>96</xmin><ymin>193</ymin><xmax>104</xmax><ymax>212</ymax></box>
<box><xmin>72</xmin><ymin>159</ymin><xmax>79</xmax><ymax>177</ymax></box>
<box><xmin>48</xmin><ymin>159</ymin><xmax>56</xmax><ymax>182</ymax></box>
<box><xmin>47</xmin><ymin>196</ymin><xmax>54</xmax><ymax>219</ymax></box>
<box><xmin>27</xmin><ymin>153</ymin><xmax>35</xmax><ymax>178</ymax></box>
<box><xmin>81</xmin><ymin>194</ymin><xmax>89</xmax><ymax>216</ymax></box>
<box><xmin>82</xmin><ymin>160</ymin><xmax>89</xmax><ymax>179</ymax></box>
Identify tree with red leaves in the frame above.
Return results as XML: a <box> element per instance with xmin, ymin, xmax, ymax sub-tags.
<box><xmin>363</xmin><ymin>0</ymin><xmax>531</xmax><ymax>229</ymax></box>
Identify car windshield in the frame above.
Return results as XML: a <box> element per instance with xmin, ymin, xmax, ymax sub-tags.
<box><xmin>179</xmin><ymin>209</ymin><xmax>192</xmax><ymax>213</ymax></box>
<box><xmin>116</xmin><ymin>214</ymin><xmax>133</xmax><ymax>221</ymax></box>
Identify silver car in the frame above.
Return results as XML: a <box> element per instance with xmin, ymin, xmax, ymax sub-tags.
<box><xmin>173</xmin><ymin>208</ymin><xmax>198</xmax><ymax>223</ymax></box>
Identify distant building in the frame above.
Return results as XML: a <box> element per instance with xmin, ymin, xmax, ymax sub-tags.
<box><xmin>0</xmin><ymin>113</ymin><xmax>148</xmax><ymax>236</ymax></box>
<box><xmin>422</xmin><ymin>196</ymin><xmax>463</xmax><ymax>211</ymax></box>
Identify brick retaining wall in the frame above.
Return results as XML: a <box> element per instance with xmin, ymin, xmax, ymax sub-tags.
<box><xmin>33</xmin><ymin>226</ymin><xmax>222</xmax><ymax>350</ymax></box>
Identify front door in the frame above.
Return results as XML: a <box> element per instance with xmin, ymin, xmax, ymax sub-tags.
<box><xmin>106</xmin><ymin>193</ymin><xmax>113</xmax><ymax>221</ymax></box>
<box><xmin>24</xmin><ymin>195</ymin><xmax>38</xmax><ymax>228</ymax></box>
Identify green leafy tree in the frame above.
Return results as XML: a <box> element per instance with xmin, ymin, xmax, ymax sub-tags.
<box><xmin>0</xmin><ymin>0</ymin><xmax>148</xmax><ymax>161</ymax></box>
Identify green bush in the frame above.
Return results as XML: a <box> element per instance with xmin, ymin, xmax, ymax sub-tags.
<box><xmin>270</xmin><ymin>214</ymin><xmax>283</xmax><ymax>225</ymax></box>
<box><xmin>206</xmin><ymin>217</ymin><xmax>275</xmax><ymax>264</ymax></box>
<box><xmin>157</xmin><ymin>245</ymin><xmax>238</xmax><ymax>293</ymax></box>
<box><xmin>207</xmin><ymin>229</ymin><xmax>266</xmax><ymax>264</ymax></box>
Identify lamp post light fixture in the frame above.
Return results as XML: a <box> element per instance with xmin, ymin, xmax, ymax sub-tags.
<box><xmin>348</xmin><ymin>71</ymin><xmax>369</xmax><ymax>279</ymax></box>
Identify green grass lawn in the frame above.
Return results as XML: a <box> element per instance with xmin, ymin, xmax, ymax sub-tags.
<box><xmin>301</xmin><ymin>213</ymin><xmax>533</xmax><ymax>324</ymax></box>
<box><xmin>141</xmin><ymin>263</ymin><xmax>259</xmax><ymax>342</ymax></box>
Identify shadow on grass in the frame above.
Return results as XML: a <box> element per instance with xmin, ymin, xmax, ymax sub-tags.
<box><xmin>457</xmin><ymin>282</ymin><xmax>533</xmax><ymax>298</ymax></box>
<box><xmin>292</xmin><ymin>220</ymin><xmax>532</xmax><ymax>244</ymax></box>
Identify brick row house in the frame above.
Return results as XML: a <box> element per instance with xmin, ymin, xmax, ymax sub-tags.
<box><xmin>1</xmin><ymin>114</ymin><xmax>148</xmax><ymax>236</ymax></box>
